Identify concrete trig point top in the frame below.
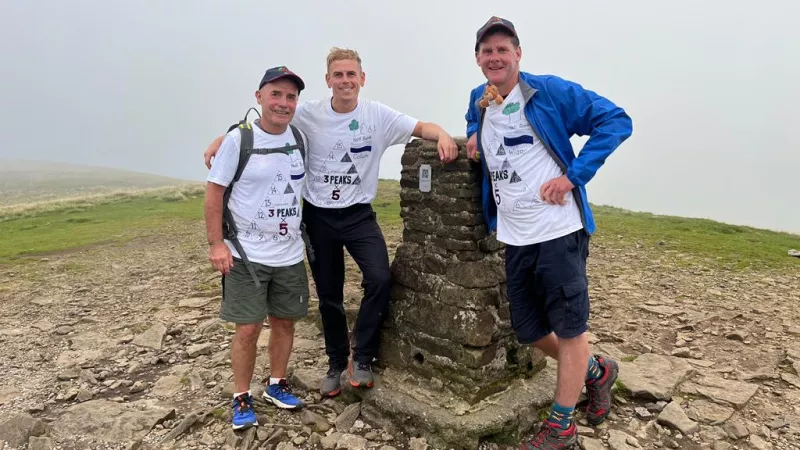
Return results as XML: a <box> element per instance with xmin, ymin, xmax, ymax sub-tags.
<box><xmin>365</xmin><ymin>138</ymin><xmax>554</xmax><ymax>449</ymax></box>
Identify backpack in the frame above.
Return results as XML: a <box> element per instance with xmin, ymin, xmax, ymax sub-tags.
<box><xmin>221</xmin><ymin>108</ymin><xmax>314</xmax><ymax>287</ymax></box>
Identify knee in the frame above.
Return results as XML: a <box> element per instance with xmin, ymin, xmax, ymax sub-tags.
<box><xmin>269</xmin><ymin>316</ymin><xmax>295</xmax><ymax>334</ymax></box>
<box><xmin>365</xmin><ymin>268</ymin><xmax>391</xmax><ymax>290</ymax></box>
<box><xmin>234</xmin><ymin>323</ymin><xmax>262</xmax><ymax>345</ymax></box>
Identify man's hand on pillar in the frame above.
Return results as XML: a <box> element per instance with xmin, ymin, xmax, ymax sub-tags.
<box><xmin>467</xmin><ymin>134</ymin><xmax>479</xmax><ymax>161</ymax></box>
<box><xmin>437</xmin><ymin>131</ymin><xmax>459</xmax><ymax>163</ymax></box>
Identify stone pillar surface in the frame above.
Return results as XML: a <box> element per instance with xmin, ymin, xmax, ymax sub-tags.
<box><xmin>355</xmin><ymin>138</ymin><xmax>555</xmax><ymax>450</ymax></box>
<box><xmin>380</xmin><ymin>138</ymin><xmax>544</xmax><ymax>404</ymax></box>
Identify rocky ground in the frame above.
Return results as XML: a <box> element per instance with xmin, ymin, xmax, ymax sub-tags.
<box><xmin>1</xmin><ymin>221</ymin><xmax>799</xmax><ymax>450</ymax></box>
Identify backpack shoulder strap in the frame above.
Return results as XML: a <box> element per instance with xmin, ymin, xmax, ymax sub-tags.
<box><xmin>233</xmin><ymin>122</ymin><xmax>254</xmax><ymax>184</ymax></box>
<box><xmin>289</xmin><ymin>124</ymin><xmax>306</xmax><ymax>163</ymax></box>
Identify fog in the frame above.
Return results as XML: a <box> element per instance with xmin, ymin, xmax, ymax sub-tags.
<box><xmin>1</xmin><ymin>0</ymin><xmax>798</xmax><ymax>232</ymax></box>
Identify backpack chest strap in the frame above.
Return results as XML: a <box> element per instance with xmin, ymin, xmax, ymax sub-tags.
<box><xmin>248</xmin><ymin>144</ymin><xmax>301</xmax><ymax>156</ymax></box>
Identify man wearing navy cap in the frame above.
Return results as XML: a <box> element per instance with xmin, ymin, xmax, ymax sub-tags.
<box><xmin>205</xmin><ymin>65</ymin><xmax>310</xmax><ymax>430</ymax></box>
<box><xmin>205</xmin><ymin>48</ymin><xmax>459</xmax><ymax>399</ymax></box>
<box><xmin>465</xmin><ymin>16</ymin><xmax>633</xmax><ymax>449</ymax></box>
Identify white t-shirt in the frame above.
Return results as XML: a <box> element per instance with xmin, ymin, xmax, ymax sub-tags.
<box><xmin>481</xmin><ymin>84</ymin><xmax>583</xmax><ymax>246</ymax></box>
<box><xmin>207</xmin><ymin>124</ymin><xmax>307</xmax><ymax>267</ymax></box>
<box><xmin>291</xmin><ymin>98</ymin><xmax>418</xmax><ymax>208</ymax></box>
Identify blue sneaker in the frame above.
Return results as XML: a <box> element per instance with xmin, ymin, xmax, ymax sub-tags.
<box><xmin>264</xmin><ymin>379</ymin><xmax>304</xmax><ymax>409</ymax></box>
<box><xmin>231</xmin><ymin>393</ymin><xmax>258</xmax><ymax>430</ymax></box>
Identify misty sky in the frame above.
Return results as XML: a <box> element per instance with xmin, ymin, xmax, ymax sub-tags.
<box><xmin>1</xmin><ymin>1</ymin><xmax>798</xmax><ymax>233</ymax></box>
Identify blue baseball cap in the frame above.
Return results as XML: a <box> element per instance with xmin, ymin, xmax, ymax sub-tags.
<box><xmin>475</xmin><ymin>16</ymin><xmax>518</xmax><ymax>51</ymax></box>
<box><xmin>258</xmin><ymin>66</ymin><xmax>305</xmax><ymax>92</ymax></box>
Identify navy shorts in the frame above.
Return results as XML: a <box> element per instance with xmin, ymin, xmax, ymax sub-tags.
<box><xmin>504</xmin><ymin>229</ymin><xmax>591</xmax><ymax>344</ymax></box>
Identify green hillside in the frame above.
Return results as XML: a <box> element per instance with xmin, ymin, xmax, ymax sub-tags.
<box><xmin>0</xmin><ymin>159</ymin><xmax>190</xmax><ymax>207</ymax></box>
<box><xmin>0</xmin><ymin>179</ymin><xmax>797</xmax><ymax>272</ymax></box>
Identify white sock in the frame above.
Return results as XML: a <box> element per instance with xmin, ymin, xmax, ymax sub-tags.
<box><xmin>269</xmin><ymin>377</ymin><xmax>284</xmax><ymax>385</ymax></box>
<box><xmin>233</xmin><ymin>390</ymin><xmax>251</xmax><ymax>398</ymax></box>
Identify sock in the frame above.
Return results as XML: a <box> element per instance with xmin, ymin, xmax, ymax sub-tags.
<box><xmin>233</xmin><ymin>390</ymin><xmax>251</xmax><ymax>399</ymax></box>
<box><xmin>269</xmin><ymin>377</ymin><xmax>284</xmax><ymax>386</ymax></box>
<box><xmin>586</xmin><ymin>355</ymin><xmax>604</xmax><ymax>383</ymax></box>
<box><xmin>547</xmin><ymin>402</ymin><xmax>574</xmax><ymax>429</ymax></box>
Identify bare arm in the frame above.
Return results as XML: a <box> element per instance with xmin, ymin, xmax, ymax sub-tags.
<box><xmin>412</xmin><ymin>121</ymin><xmax>458</xmax><ymax>163</ymax></box>
<box><xmin>204</xmin><ymin>182</ymin><xmax>233</xmax><ymax>274</ymax></box>
<box><xmin>204</xmin><ymin>135</ymin><xmax>225</xmax><ymax>169</ymax></box>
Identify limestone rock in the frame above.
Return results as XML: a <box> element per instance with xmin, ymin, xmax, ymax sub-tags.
<box><xmin>321</xmin><ymin>432</ymin><xmax>341</xmax><ymax>450</ymax></box>
<box><xmin>27</xmin><ymin>436</ymin><xmax>54</xmax><ymax>450</ymax></box>
<box><xmin>748</xmin><ymin>434</ymin><xmax>773</xmax><ymax>450</ymax></box>
<box><xmin>131</xmin><ymin>322</ymin><xmax>167</xmax><ymax>350</ymax></box>
<box><xmin>0</xmin><ymin>413</ymin><xmax>46</xmax><ymax>447</ymax></box>
<box><xmin>657</xmin><ymin>401</ymin><xmax>699</xmax><ymax>435</ymax></box>
<box><xmin>780</xmin><ymin>372</ymin><xmax>800</xmax><ymax>389</ymax></box>
<box><xmin>51</xmin><ymin>399</ymin><xmax>175</xmax><ymax>443</ymax></box>
<box><xmin>686</xmin><ymin>399</ymin><xmax>735</xmax><ymax>425</ymax></box>
<box><xmin>300</xmin><ymin>409</ymin><xmax>332</xmax><ymax>433</ymax></box>
<box><xmin>607</xmin><ymin>429</ymin><xmax>640</xmax><ymax>450</ymax></box>
<box><xmin>336</xmin><ymin>433</ymin><xmax>367</xmax><ymax>450</ymax></box>
<box><xmin>618</xmin><ymin>353</ymin><xmax>695</xmax><ymax>400</ymax></box>
<box><xmin>152</xmin><ymin>375</ymin><xmax>184</xmax><ymax>397</ymax></box>
<box><xmin>186</xmin><ymin>342</ymin><xmax>214</xmax><ymax>358</ymax></box>
<box><xmin>291</xmin><ymin>366</ymin><xmax>325</xmax><ymax>392</ymax></box>
<box><xmin>409</xmin><ymin>437</ymin><xmax>429</xmax><ymax>450</ymax></box>
<box><xmin>723</xmin><ymin>418</ymin><xmax>750</xmax><ymax>439</ymax></box>
<box><xmin>335</xmin><ymin>403</ymin><xmax>361</xmax><ymax>432</ymax></box>
<box><xmin>0</xmin><ymin>386</ymin><xmax>21</xmax><ymax>405</ymax></box>
<box><xmin>679</xmin><ymin>373</ymin><xmax>759</xmax><ymax>409</ymax></box>
<box><xmin>579</xmin><ymin>436</ymin><xmax>606</xmax><ymax>450</ymax></box>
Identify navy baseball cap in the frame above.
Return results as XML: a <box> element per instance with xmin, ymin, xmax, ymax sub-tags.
<box><xmin>258</xmin><ymin>66</ymin><xmax>305</xmax><ymax>92</ymax></box>
<box><xmin>475</xmin><ymin>16</ymin><xmax>518</xmax><ymax>51</ymax></box>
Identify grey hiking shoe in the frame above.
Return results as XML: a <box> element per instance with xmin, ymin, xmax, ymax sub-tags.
<box><xmin>320</xmin><ymin>366</ymin><xmax>344</xmax><ymax>398</ymax></box>
<box><xmin>349</xmin><ymin>361</ymin><xmax>374</xmax><ymax>388</ymax></box>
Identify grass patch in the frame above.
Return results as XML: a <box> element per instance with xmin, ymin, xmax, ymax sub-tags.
<box><xmin>0</xmin><ymin>193</ymin><xmax>203</xmax><ymax>262</ymax></box>
<box><xmin>621</xmin><ymin>355</ymin><xmax>637</xmax><ymax>362</ymax></box>
<box><xmin>212</xmin><ymin>407</ymin><xmax>227</xmax><ymax>420</ymax></box>
<box><xmin>538</xmin><ymin>408</ymin><xmax>550</xmax><ymax>422</ymax></box>
<box><xmin>2</xmin><ymin>177</ymin><xmax>798</xmax><ymax>273</ymax></box>
<box><xmin>614</xmin><ymin>380</ymin><xmax>631</xmax><ymax>399</ymax></box>
<box><xmin>593</xmin><ymin>204</ymin><xmax>800</xmax><ymax>271</ymax></box>
<box><xmin>373</xmin><ymin>181</ymin><xmax>402</xmax><ymax>229</ymax></box>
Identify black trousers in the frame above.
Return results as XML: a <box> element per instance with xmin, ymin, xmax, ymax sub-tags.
<box><xmin>302</xmin><ymin>202</ymin><xmax>391</xmax><ymax>367</ymax></box>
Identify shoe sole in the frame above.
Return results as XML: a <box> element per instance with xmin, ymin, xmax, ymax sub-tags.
<box><xmin>231</xmin><ymin>420</ymin><xmax>258</xmax><ymax>430</ymax></box>
<box><xmin>587</xmin><ymin>364</ymin><xmax>619</xmax><ymax>426</ymax></box>
<box><xmin>349</xmin><ymin>379</ymin><xmax>374</xmax><ymax>388</ymax></box>
<box><xmin>263</xmin><ymin>393</ymin><xmax>303</xmax><ymax>409</ymax></box>
<box><xmin>348</xmin><ymin>363</ymin><xmax>374</xmax><ymax>389</ymax></box>
<box><xmin>321</xmin><ymin>387</ymin><xmax>341</xmax><ymax>397</ymax></box>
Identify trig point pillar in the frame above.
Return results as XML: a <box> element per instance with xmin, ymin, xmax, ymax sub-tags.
<box><xmin>357</xmin><ymin>138</ymin><xmax>555</xmax><ymax>450</ymax></box>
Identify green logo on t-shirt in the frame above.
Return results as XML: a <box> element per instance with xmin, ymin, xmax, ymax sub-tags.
<box><xmin>349</xmin><ymin>119</ymin><xmax>359</xmax><ymax>134</ymax></box>
<box><xmin>502</xmin><ymin>102</ymin><xmax>521</xmax><ymax>124</ymax></box>
<box><xmin>502</xmin><ymin>102</ymin><xmax>520</xmax><ymax>115</ymax></box>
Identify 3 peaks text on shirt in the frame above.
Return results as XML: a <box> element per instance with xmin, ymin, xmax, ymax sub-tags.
<box><xmin>492</xmin><ymin>170</ymin><xmax>509</xmax><ymax>182</ymax></box>
<box><xmin>324</xmin><ymin>175</ymin><xmax>356</xmax><ymax>185</ymax></box>
<box><xmin>264</xmin><ymin>207</ymin><xmax>298</xmax><ymax>218</ymax></box>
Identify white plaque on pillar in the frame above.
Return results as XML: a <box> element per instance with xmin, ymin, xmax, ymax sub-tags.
<box><xmin>419</xmin><ymin>164</ymin><xmax>431</xmax><ymax>192</ymax></box>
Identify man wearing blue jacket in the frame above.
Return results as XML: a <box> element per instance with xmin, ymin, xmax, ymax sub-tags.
<box><xmin>465</xmin><ymin>17</ymin><xmax>633</xmax><ymax>449</ymax></box>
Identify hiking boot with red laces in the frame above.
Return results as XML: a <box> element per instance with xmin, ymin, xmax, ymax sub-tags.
<box><xmin>520</xmin><ymin>420</ymin><xmax>577</xmax><ymax>449</ymax></box>
<box><xmin>585</xmin><ymin>354</ymin><xmax>619</xmax><ymax>425</ymax></box>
